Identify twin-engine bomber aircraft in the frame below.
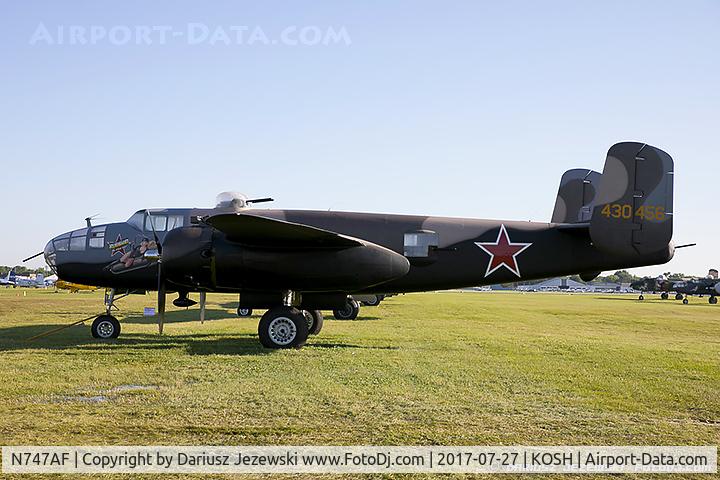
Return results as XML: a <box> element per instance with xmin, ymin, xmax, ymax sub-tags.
<box><xmin>40</xmin><ymin>142</ymin><xmax>675</xmax><ymax>349</ymax></box>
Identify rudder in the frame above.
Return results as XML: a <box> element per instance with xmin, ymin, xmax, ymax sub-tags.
<box><xmin>589</xmin><ymin>142</ymin><xmax>674</xmax><ymax>256</ymax></box>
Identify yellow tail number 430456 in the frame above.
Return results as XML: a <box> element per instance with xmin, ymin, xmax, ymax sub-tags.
<box><xmin>600</xmin><ymin>203</ymin><xmax>666</xmax><ymax>221</ymax></box>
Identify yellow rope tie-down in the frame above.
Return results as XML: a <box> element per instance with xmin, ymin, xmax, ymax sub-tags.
<box><xmin>25</xmin><ymin>314</ymin><xmax>100</xmax><ymax>342</ymax></box>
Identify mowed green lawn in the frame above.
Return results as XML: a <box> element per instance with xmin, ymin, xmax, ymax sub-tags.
<box><xmin>0</xmin><ymin>288</ymin><xmax>718</xmax><ymax>478</ymax></box>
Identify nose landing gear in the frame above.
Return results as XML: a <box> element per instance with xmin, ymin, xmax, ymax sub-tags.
<box><xmin>91</xmin><ymin>315</ymin><xmax>121</xmax><ymax>339</ymax></box>
<box><xmin>90</xmin><ymin>288</ymin><xmax>126</xmax><ymax>339</ymax></box>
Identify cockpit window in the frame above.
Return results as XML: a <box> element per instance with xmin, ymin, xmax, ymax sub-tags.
<box><xmin>89</xmin><ymin>226</ymin><xmax>106</xmax><ymax>248</ymax></box>
<box><xmin>127</xmin><ymin>211</ymin><xmax>144</xmax><ymax>231</ymax></box>
<box><xmin>167</xmin><ymin>215</ymin><xmax>184</xmax><ymax>230</ymax></box>
<box><xmin>70</xmin><ymin>236</ymin><xmax>86</xmax><ymax>251</ymax></box>
<box><xmin>67</xmin><ymin>228</ymin><xmax>87</xmax><ymax>251</ymax></box>
<box><xmin>146</xmin><ymin>215</ymin><xmax>167</xmax><ymax>232</ymax></box>
<box><xmin>143</xmin><ymin>214</ymin><xmax>184</xmax><ymax>232</ymax></box>
<box><xmin>54</xmin><ymin>238</ymin><xmax>69</xmax><ymax>251</ymax></box>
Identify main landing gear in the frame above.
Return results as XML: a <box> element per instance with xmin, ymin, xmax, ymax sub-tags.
<box><xmin>91</xmin><ymin>289</ymin><xmax>126</xmax><ymax>339</ymax></box>
<box><xmin>661</xmin><ymin>292</ymin><xmax>669</xmax><ymax>300</ymax></box>
<box><xmin>254</xmin><ymin>291</ymin><xmax>328</xmax><ymax>349</ymax></box>
<box><xmin>258</xmin><ymin>306</ymin><xmax>309</xmax><ymax>349</ymax></box>
<box><xmin>255</xmin><ymin>308</ymin><xmax>324</xmax><ymax>349</ymax></box>
<box><xmin>677</xmin><ymin>296</ymin><xmax>717</xmax><ymax>305</ymax></box>
<box><xmin>333</xmin><ymin>297</ymin><xmax>361</xmax><ymax>320</ymax></box>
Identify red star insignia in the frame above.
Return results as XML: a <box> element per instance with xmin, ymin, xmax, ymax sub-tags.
<box><xmin>108</xmin><ymin>234</ymin><xmax>129</xmax><ymax>257</ymax></box>
<box><xmin>475</xmin><ymin>224</ymin><xmax>532</xmax><ymax>278</ymax></box>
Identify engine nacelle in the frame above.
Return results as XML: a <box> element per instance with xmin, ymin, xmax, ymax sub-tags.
<box><xmin>162</xmin><ymin>225</ymin><xmax>410</xmax><ymax>292</ymax></box>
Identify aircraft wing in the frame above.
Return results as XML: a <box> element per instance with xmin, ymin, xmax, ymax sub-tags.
<box><xmin>206</xmin><ymin>213</ymin><xmax>364</xmax><ymax>249</ymax></box>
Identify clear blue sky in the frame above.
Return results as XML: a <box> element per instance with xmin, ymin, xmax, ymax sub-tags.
<box><xmin>2</xmin><ymin>1</ymin><xmax>718</xmax><ymax>277</ymax></box>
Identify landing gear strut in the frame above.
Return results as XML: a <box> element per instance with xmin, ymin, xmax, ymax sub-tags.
<box><xmin>91</xmin><ymin>289</ymin><xmax>125</xmax><ymax>339</ymax></box>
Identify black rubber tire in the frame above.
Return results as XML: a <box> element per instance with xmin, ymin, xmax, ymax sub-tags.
<box><xmin>333</xmin><ymin>298</ymin><xmax>360</xmax><ymax>320</ymax></box>
<box><xmin>237</xmin><ymin>307</ymin><xmax>253</xmax><ymax>317</ymax></box>
<box><xmin>683</xmin><ymin>298</ymin><xmax>689</xmax><ymax>305</ymax></box>
<box><xmin>303</xmin><ymin>310</ymin><xmax>324</xmax><ymax>335</ymax></box>
<box><xmin>361</xmin><ymin>295</ymin><xmax>382</xmax><ymax>307</ymax></box>
<box><xmin>91</xmin><ymin>315</ymin><xmax>121</xmax><ymax>339</ymax></box>
<box><xmin>258</xmin><ymin>306</ymin><xmax>309</xmax><ymax>349</ymax></box>
<box><xmin>661</xmin><ymin>292</ymin><xmax>669</xmax><ymax>300</ymax></box>
<box><xmin>675</xmin><ymin>293</ymin><xmax>684</xmax><ymax>300</ymax></box>
<box><xmin>710</xmin><ymin>296</ymin><xmax>717</xmax><ymax>305</ymax></box>
<box><xmin>638</xmin><ymin>295</ymin><xmax>644</xmax><ymax>301</ymax></box>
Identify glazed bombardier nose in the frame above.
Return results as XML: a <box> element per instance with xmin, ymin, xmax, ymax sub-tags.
<box><xmin>43</xmin><ymin>239</ymin><xmax>56</xmax><ymax>272</ymax></box>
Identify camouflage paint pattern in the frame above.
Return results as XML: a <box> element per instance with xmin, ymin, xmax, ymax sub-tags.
<box><xmin>46</xmin><ymin>142</ymin><xmax>676</xmax><ymax>303</ymax></box>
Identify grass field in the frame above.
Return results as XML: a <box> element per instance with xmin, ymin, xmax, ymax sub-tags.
<box><xmin>0</xmin><ymin>288</ymin><xmax>718</xmax><ymax>479</ymax></box>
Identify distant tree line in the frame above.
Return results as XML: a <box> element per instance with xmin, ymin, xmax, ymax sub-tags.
<box><xmin>513</xmin><ymin>270</ymin><xmax>690</xmax><ymax>288</ymax></box>
<box><xmin>0</xmin><ymin>266</ymin><xmax>53</xmax><ymax>276</ymax></box>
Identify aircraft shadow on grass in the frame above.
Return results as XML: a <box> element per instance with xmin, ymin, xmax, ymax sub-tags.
<box><xmin>0</xmin><ymin>309</ymin><xmax>395</xmax><ymax>354</ymax></box>
<box><xmin>120</xmin><ymin>308</ymin><xmax>230</xmax><ymax>324</ymax></box>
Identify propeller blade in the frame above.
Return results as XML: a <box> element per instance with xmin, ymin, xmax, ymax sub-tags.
<box><xmin>146</xmin><ymin>209</ymin><xmax>166</xmax><ymax>335</ymax></box>
<box><xmin>199</xmin><ymin>292</ymin><xmax>206</xmax><ymax>324</ymax></box>
<box><xmin>675</xmin><ymin>243</ymin><xmax>697</xmax><ymax>249</ymax></box>
<box><xmin>22</xmin><ymin>252</ymin><xmax>44</xmax><ymax>263</ymax></box>
<box><xmin>146</xmin><ymin>210</ymin><xmax>163</xmax><ymax>255</ymax></box>
<box><xmin>157</xmin><ymin>263</ymin><xmax>166</xmax><ymax>335</ymax></box>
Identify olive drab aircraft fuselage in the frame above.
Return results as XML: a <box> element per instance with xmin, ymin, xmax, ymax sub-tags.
<box><xmin>42</xmin><ymin>142</ymin><xmax>676</xmax><ymax>349</ymax></box>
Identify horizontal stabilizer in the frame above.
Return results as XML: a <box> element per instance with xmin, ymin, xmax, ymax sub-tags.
<box><xmin>206</xmin><ymin>213</ymin><xmax>363</xmax><ymax>249</ymax></box>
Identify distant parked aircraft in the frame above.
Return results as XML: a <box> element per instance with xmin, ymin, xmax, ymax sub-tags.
<box><xmin>0</xmin><ymin>269</ymin><xmax>16</xmax><ymax>287</ymax></box>
<box><xmin>55</xmin><ymin>280</ymin><xmax>98</xmax><ymax>292</ymax></box>
<box><xmin>672</xmin><ymin>269</ymin><xmax>720</xmax><ymax>304</ymax></box>
<box><xmin>13</xmin><ymin>273</ymin><xmax>46</xmax><ymax>288</ymax></box>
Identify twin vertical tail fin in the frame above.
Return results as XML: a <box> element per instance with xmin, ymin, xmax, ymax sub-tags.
<box><xmin>2</xmin><ymin>268</ymin><xmax>16</xmax><ymax>283</ymax></box>
<box><xmin>588</xmin><ymin>142</ymin><xmax>674</xmax><ymax>256</ymax></box>
<box><xmin>551</xmin><ymin>169</ymin><xmax>602</xmax><ymax>224</ymax></box>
